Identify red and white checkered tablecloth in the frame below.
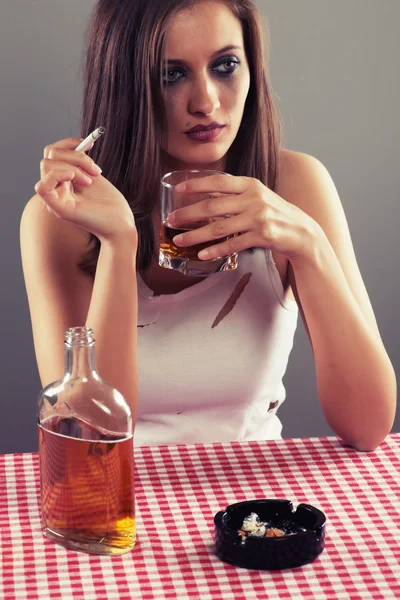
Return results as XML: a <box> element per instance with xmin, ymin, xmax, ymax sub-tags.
<box><xmin>1</xmin><ymin>434</ymin><xmax>399</xmax><ymax>600</ymax></box>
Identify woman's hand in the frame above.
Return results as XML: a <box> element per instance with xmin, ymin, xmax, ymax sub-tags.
<box><xmin>34</xmin><ymin>137</ymin><xmax>137</xmax><ymax>244</ymax></box>
<box><xmin>167</xmin><ymin>174</ymin><xmax>323</xmax><ymax>262</ymax></box>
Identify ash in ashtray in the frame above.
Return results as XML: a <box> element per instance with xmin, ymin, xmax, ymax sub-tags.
<box><xmin>237</xmin><ymin>512</ymin><xmax>288</xmax><ymax>544</ymax></box>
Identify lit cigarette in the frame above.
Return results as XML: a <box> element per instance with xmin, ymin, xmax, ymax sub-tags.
<box><xmin>74</xmin><ymin>126</ymin><xmax>106</xmax><ymax>152</ymax></box>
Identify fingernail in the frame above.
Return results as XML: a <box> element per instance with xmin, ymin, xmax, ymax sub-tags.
<box><xmin>166</xmin><ymin>212</ymin><xmax>176</xmax><ymax>225</ymax></box>
<box><xmin>198</xmin><ymin>249</ymin><xmax>209</xmax><ymax>259</ymax></box>
<box><xmin>175</xmin><ymin>182</ymin><xmax>186</xmax><ymax>192</ymax></box>
<box><xmin>92</xmin><ymin>162</ymin><xmax>102</xmax><ymax>174</ymax></box>
<box><xmin>173</xmin><ymin>234</ymin><xmax>184</xmax><ymax>245</ymax></box>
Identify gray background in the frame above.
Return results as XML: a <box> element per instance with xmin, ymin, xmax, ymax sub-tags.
<box><xmin>0</xmin><ymin>0</ymin><xmax>398</xmax><ymax>453</ymax></box>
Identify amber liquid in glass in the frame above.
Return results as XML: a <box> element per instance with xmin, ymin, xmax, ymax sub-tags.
<box><xmin>160</xmin><ymin>220</ymin><xmax>235</xmax><ymax>261</ymax></box>
<box><xmin>38</xmin><ymin>416</ymin><xmax>135</xmax><ymax>555</ymax></box>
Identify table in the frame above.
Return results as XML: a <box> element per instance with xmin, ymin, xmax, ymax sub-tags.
<box><xmin>1</xmin><ymin>434</ymin><xmax>399</xmax><ymax>600</ymax></box>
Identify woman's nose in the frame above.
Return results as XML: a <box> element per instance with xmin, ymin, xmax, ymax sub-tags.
<box><xmin>188</xmin><ymin>76</ymin><xmax>220</xmax><ymax>116</ymax></box>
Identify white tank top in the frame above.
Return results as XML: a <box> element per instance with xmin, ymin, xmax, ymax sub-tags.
<box><xmin>135</xmin><ymin>248</ymin><xmax>298</xmax><ymax>446</ymax></box>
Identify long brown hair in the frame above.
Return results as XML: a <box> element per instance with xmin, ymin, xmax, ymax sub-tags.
<box><xmin>79</xmin><ymin>0</ymin><xmax>281</xmax><ymax>276</ymax></box>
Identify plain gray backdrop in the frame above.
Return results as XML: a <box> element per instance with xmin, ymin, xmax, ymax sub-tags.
<box><xmin>0</xmin><ymin>0</ymin><xmax>398</xmax><ymax>453</ymax></box>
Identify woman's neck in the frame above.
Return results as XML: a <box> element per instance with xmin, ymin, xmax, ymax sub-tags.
<box><xmin>161</xmin><ymin>152</ymin><xmax>226</xmax><ymax>174</ymax></box>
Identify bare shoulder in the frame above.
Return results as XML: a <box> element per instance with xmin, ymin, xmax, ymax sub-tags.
<box><xmin>276</xmin><ymin>148</ymin><xmax>381</xmax><ymax>337</ymax></box>
<box><xmin>277</xmin><ymin>147</ymin><xmax>352</xmax><ymax>248</ymax></box>
<box><xmin>270</xmin><ymin>149</ymin><xmax>339</xmax><ymax>294</ymax></box>
<box><xmin>278</xmin><ymin>147</ymin><xmax>326</xmax><ymax>176</ymax></box>
<box><xmin>277</xmin><ymin>148</ymin><xmax>338</xmax><ymax>215</ymax></box>
<box><xmin>278</xmin><ymin>147</ymin><xmax>321</xmax><ymax>172</ymax></box>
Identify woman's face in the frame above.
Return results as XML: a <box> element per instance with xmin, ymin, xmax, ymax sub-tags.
<box><xmin>162</xmin><ymin>1</ymin><xmax>251</xmax><ymax>171</ymax></box>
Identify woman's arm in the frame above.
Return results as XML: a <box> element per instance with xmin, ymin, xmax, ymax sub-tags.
<box><xmin>280</xmin><ymin>151</ymin><xmax>396</xmax><ymax>452</ymax></box>
<box><xmin>21</xmin><ymin>135</ymin><xmax>139</xmax><ymax>418</ymax></box>
<box><xmin>86</xmin><ymin>234</ymin><xmax>138</xmax><ymax>418</ymax></box>
<box><xmin>20</xmin><ymin>196</ymin><xmax>139</xmax><ymax>417</ymax></box>
<box><xmin>136</xmin><ymin>148</ymin><xmax>396</xmax><ymax>451</ymax></box>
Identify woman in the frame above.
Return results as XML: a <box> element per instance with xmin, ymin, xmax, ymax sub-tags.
<box><xmin>20</xmin><ymin>0</ymin><xmax>396</xmax><ymax>450</ymax></box>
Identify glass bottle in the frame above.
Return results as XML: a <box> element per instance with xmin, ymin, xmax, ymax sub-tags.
<box><xmin>38</xmin><ymin>327</ymin><xmax>135</xmax><ymax>555</ymax></box>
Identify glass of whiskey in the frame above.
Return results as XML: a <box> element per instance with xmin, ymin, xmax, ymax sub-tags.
<box><xmin>159</xmin><ymin>170</ymin><xmax>239</xmax><ymax>276</ymax></box>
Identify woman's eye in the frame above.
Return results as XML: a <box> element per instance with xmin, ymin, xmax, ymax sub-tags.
<box><xmin>162</xmin><ymin>57</ymin><xmax>240</xmax><ymax>85</ymax></box>
<box><xmin>213</xmin><ymin>58</ymin><xmax>240</xmax><ymax>75</ymax></box>
<box><xmin>163</xmin><ymin>68</ymin><xmax>184</xmax><ymax>85</ymax></box>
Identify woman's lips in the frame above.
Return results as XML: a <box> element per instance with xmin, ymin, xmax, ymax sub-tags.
<box><xmin>184</xmin><ymin>126</ymin><xmax>225</xmax><ymax>142</ymax></box>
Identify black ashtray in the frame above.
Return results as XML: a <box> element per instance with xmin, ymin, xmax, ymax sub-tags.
<box><xmin>214</xmin><ymin>499</ymin><xmax>326</xmax><ymax>570</ymax></box>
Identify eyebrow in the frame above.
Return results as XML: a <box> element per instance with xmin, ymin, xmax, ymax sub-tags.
<box><xmin>164</xmin><ymin>45</ymin><xmax>243</xmax><ymax>65</ymax></box>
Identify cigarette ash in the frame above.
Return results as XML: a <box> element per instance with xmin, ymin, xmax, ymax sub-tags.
<box><xmin>237</xmin><ymin>512</ymin><xmax>305</xmax><ymax>545</ymax></box>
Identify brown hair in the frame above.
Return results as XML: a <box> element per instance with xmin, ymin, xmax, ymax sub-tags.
<box><xmin>79</xmin><ymin>0</ymin><xmax>281</xmax><ymax>276</ymax></box>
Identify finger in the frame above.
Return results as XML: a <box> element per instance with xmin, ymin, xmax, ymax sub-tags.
<box><xmin>35</xmin><ymin>168</ymin><xmax>91</xmax><ymax>200</ymax></box>
<box><xmin>167</xmin><ymin>194</ymin><xmax>247</xmax><ymax>226</ymax></box>
<box><xmin>174</xmin><ymin>174</ymin><xmax>251</xmax><ymax>195</ymax></box>
<box><xmin>43</xmin><ymin>138</ymin><xmax>85</xmax><ymax>159</ymax></box>
<box><xmin>40</xmin><ymin>160</ymin><xmax>94</xmax><ymax>185</ymax></box>
<box><xmin>172</xmin><ymin>214</ymin><xmax>251</xmax><ymax>248</ymax></box>
<box><xmin>196</xmin><ymin>231</ymin><xmax>257</xmax><ymax>260</ymax></box>
<box><xmin>41</xmin><ymin>149</ymin><xmax>102</xmax><ymax>178</ymax></box>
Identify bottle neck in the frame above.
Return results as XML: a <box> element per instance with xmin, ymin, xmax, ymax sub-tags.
<box><xmin>64</xmin><ymin>343</ymin><xmax>97</xmax><ymax>379</ymax></box>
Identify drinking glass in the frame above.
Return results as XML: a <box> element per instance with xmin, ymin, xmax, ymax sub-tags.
<box><xmin>159</xmin><ymin>170</ymin><xmax>238</xmax><ymax>276</ymax></box>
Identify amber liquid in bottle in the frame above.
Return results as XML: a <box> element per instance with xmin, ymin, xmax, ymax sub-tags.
<box><xmin>39</xmin><ymin>415</ymin><xmax>135</xmax><ymax>555</ymax></box>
